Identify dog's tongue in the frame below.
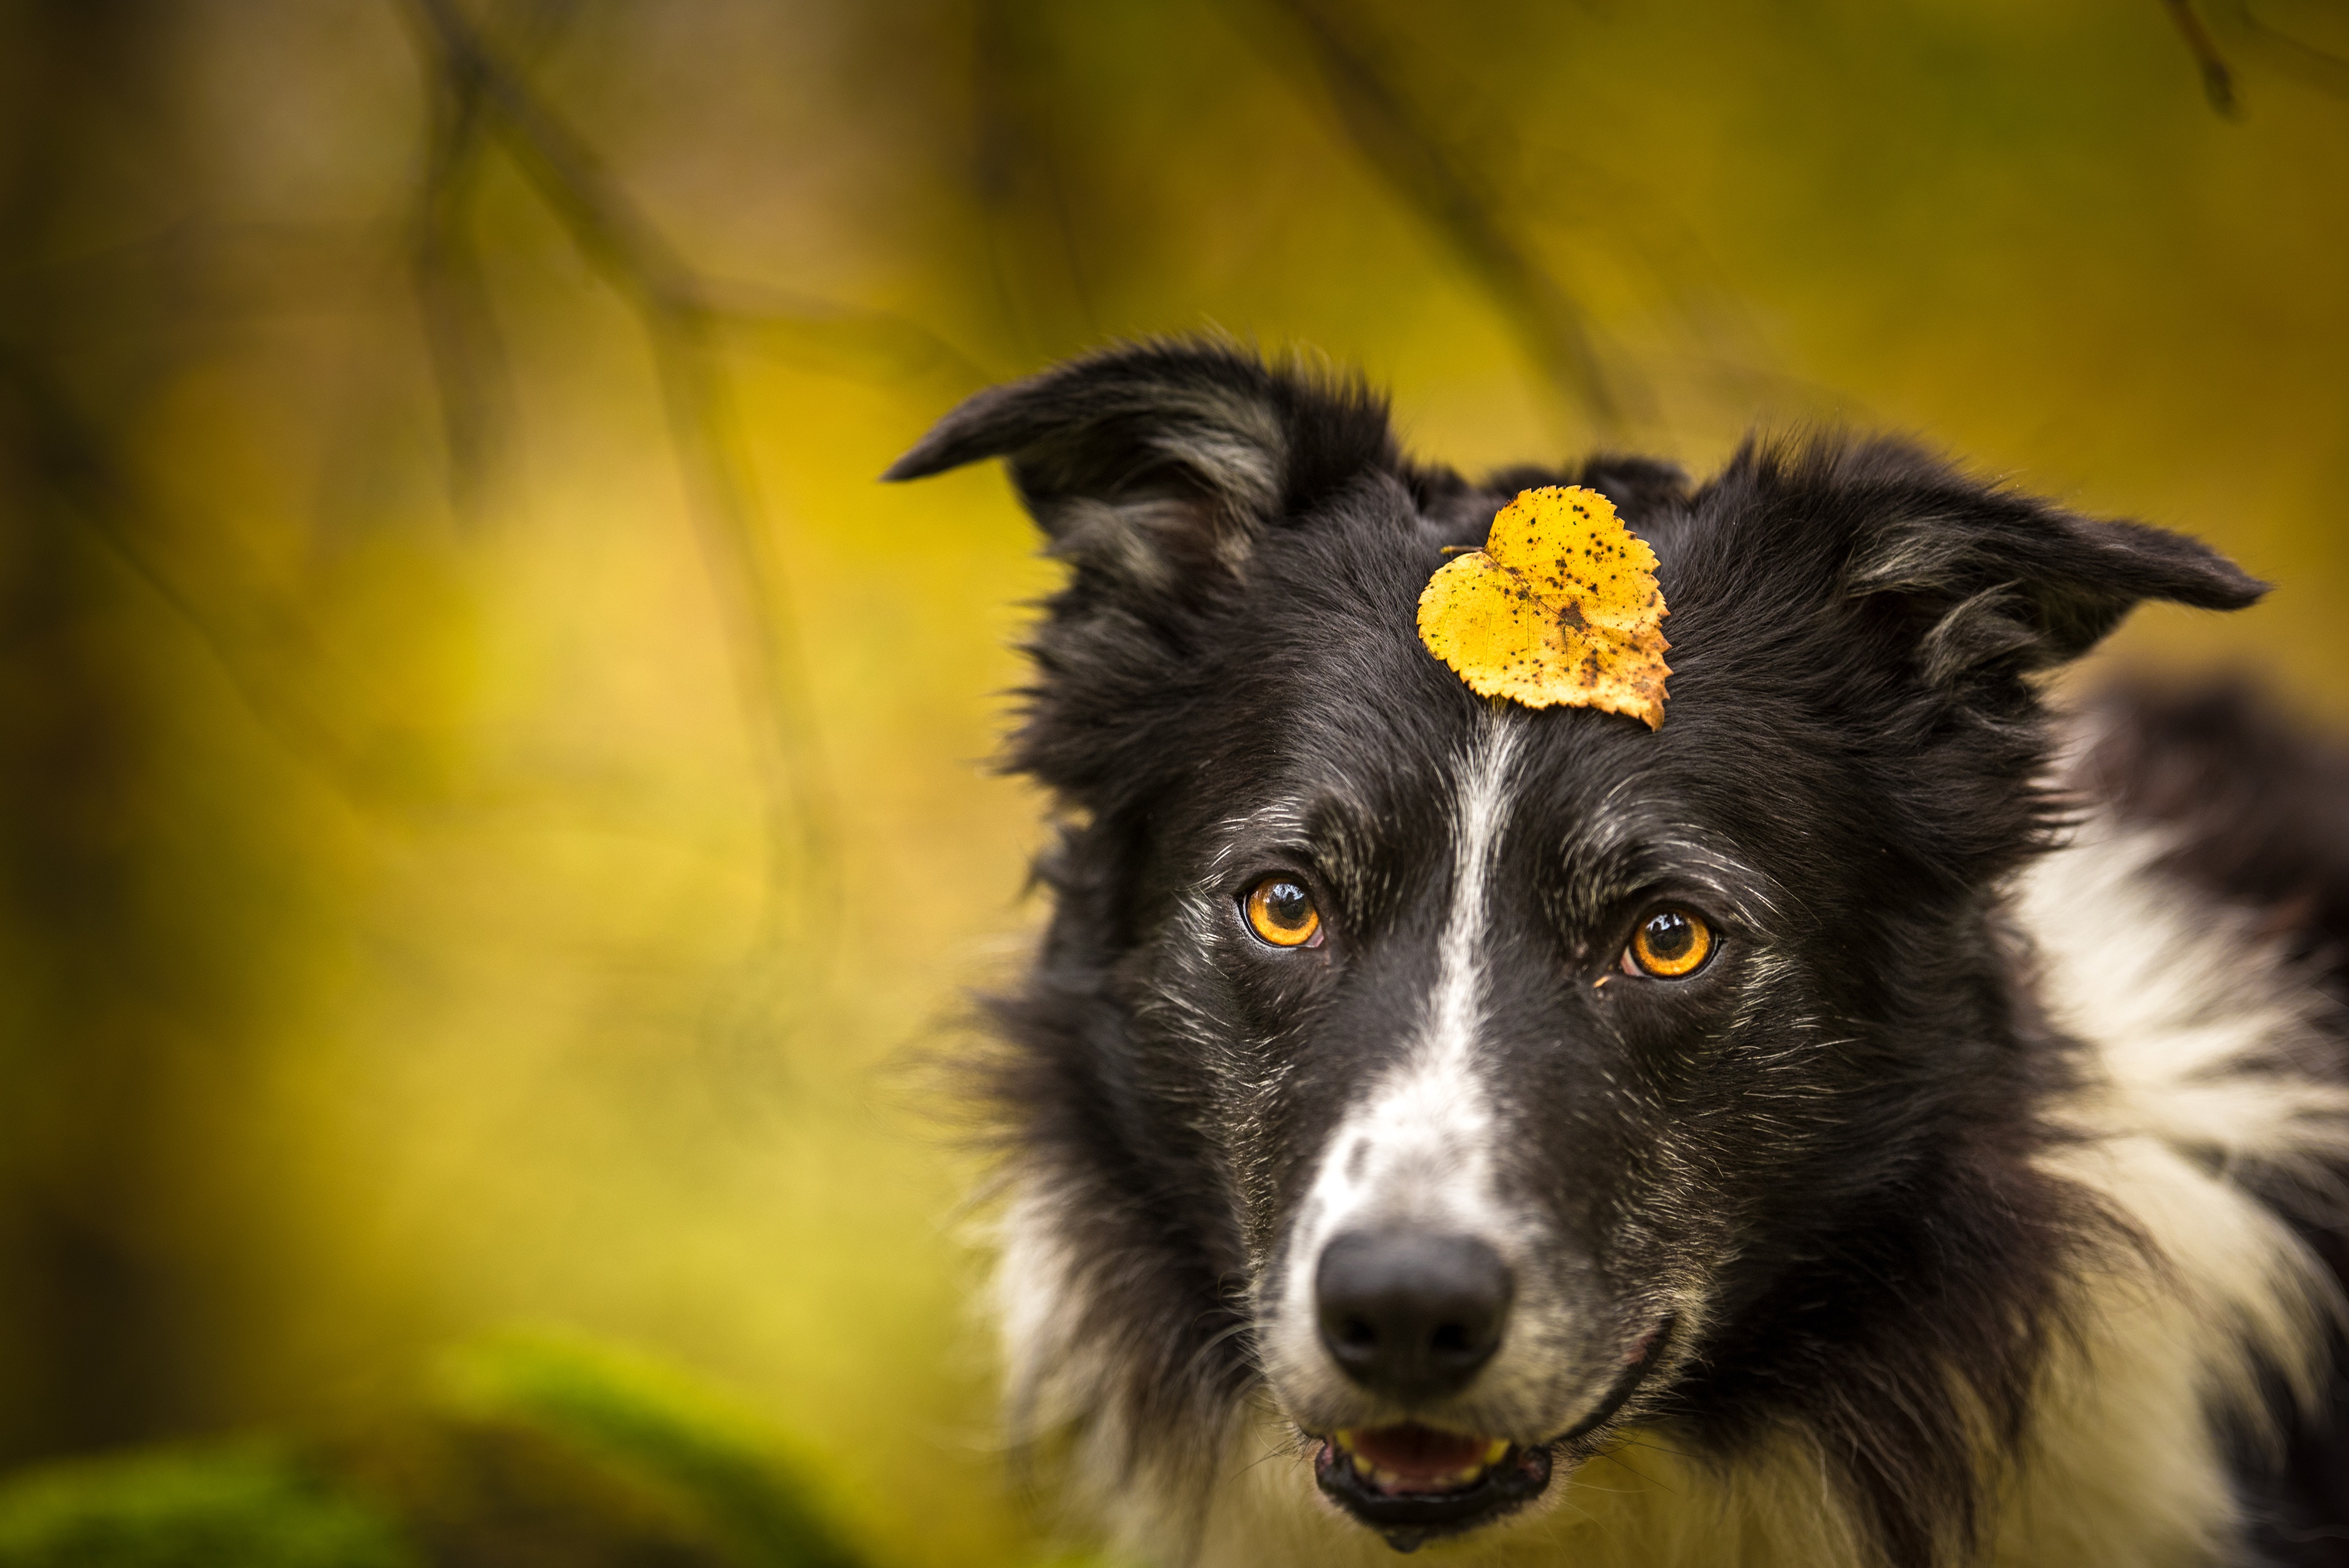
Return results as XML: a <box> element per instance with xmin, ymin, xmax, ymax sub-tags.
<box><xmin>1343</xmin><ymin>1424</ymin><xmax>1502</xmax><ymax>1490</ymax></box>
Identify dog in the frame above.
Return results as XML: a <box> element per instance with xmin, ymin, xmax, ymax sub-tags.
<box><xmin>885</xmin><ymin>341</ymin><xmax>2349</xmax><ymax>1567</ymax></box>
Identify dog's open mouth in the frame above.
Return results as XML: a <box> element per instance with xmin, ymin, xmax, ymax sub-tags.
<box><xmin>1312</xmin><ymin>1317</ymin><xmax>1675</xmax><ymax>1552</ymax></box>
<box><xmin>1312</xmin><ymin>1425</ymin><xmax>1551</xmax><ymax>1553</ymax></box>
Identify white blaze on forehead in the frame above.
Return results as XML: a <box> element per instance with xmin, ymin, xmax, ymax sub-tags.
<box><xmin>1426</xmin><ymin>715</ymin><xmax>1520</xmax><ymax>1103</ymax></box>
<box><xmin>1282</xmin><ymin>712</ymin><xmax>1525</xmax><ymax>1304</ymax></box>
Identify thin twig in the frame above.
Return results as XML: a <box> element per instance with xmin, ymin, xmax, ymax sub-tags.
<box><xmin>1240</xmin><ymin>0</ymin><xmax>1637</xmax><ymax>442</ymax></box>
<box><xmin>704</xmin><ymin>277</ymin><xmax>990</xmax><ymax>385</ymax></box>
<box><xmin>969</xmin><ymin>0</ymin><xmax>1101</xmax><ymax>359</ymax></box>
<box><xmin>410</xmin><ymin>0</ymin><xmax>588</xmax><ymax>522</ymax></box>
<box><xmin>2162</xmin><ymin>0</ymin><xmax>2241</xmax><ymax>116</ymax></box>
<box><xmin>410</xmin><ymin>15</ymin><xmax>512</xmax><ymax>521</ymax></box>
<box><xmin>0</xmin><ymin>344</ymin><xmax>387</xmax><ymax>803</ymax></box>
<box><xmin>2203</xmin><ymin>0</ymin><xmax>2349</xmax><ymax>99</ymax></box>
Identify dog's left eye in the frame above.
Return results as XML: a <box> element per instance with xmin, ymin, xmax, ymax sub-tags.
<box><xmin>1623</xmin><ymin>908</ymin><xmax>1713</xmax><ymax>978</ymax></box>
<box><xmin>1244</xmin><ymin>877</ymin><xmax>1324</xmax><ymax>949</ymax></box>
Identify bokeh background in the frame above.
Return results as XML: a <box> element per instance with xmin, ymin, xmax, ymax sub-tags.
<box><xmin>2</xmin><ymin>1</ymin><xmax>2345</xmax><ymax>1561</ymax></box>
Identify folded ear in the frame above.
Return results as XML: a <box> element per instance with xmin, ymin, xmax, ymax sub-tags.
<box><xmin>883</xmin><ymin>340</ymin><xmax>1397</xmax><ymax>596</ymax></box>
<box><xmin>1824</xmin><ymin>441</ymin><xmax>2267</xmax><ymax>694</ymax></box>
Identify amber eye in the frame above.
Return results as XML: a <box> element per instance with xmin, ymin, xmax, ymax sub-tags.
<box><xmin>1244</xmin><ymin>877</ymin><xmax>1323</xmax><ymax>949</ymax></box>
<box><xmin>1625</xmin><ymin>909</ymin><xmax>1712</xmax><ymax>978</ymax></box>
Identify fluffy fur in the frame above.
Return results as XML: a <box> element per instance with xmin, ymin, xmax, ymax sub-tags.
<box><xmin>886</xmin><ymin>341</ymin><xmax>2349</xmax><ymax>1567</ymax></box>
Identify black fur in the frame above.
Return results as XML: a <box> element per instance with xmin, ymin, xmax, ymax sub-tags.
<box><xmin>2075</xmin><ymin>678</ymin><xmax>2349</xmax><ymax>1005</ymax></box>
<box><xmin>888</xmin><ymin>341</ymin><xmax>2334</xmax><ymax>1567</ymax></box>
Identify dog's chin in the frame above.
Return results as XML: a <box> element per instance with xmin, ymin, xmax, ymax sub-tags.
<box><xmin>1312</xmin><ymin>1426</ymin><xmax>1552</xmax><ymax>1553</ymax></box>
<box><xmin>1308</xmin><ymin>1317</ymin><xmax>1675</xmax><ymax>1553</ymax></box>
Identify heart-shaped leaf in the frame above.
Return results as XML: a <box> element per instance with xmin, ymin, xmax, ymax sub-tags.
<box><xmin>1416</xmin><ymin>485</ymin><xmax>1672</xmax><ymax>728</ymax></box>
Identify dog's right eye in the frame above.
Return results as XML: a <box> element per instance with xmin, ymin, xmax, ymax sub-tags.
<box><xmin>1244</xmin><ymin>877</ymin><xmax>1324</xmax><ymax>949</ymax></box>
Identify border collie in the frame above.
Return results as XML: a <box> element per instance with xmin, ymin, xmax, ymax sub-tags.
<box><xmin>885</xmin><ymin>342</ymin><xmax>2349</xmax><ymax>1567</ymax></box>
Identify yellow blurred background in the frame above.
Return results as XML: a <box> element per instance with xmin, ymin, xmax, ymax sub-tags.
<box><xmin>1</xmin><ymin>0</ymin><xmax>2344</xmax><ymax>1561</ymax></box>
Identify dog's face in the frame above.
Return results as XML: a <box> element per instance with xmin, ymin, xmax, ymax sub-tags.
<box><xmin>888</xmin><ymin>344</ymin><xmax>2260</xmax><ymax>1553</ymax></box>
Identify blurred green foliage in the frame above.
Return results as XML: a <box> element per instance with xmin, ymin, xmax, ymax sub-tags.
<box><xmin>415</xmin><ymin>1333</ymin><xmax>868</xmax><ymax>1568</ymax></box>
<box><xmin>0</xmin><ymin>0</ymin><xmax>2343</xmax><ymax>1560</ymax></box>
<box><xmin>0</xmin><ymin>1446</ymin><xmax>414</xmax><ymax>1568</ymax></box>
<box><xmin>0</xmin><ymin>1334</ymin><xmax>880</xmax><ymax>1568</ymax></box>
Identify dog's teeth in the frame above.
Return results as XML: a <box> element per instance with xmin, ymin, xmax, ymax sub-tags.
<box><xmin>1326</xmin><ymin>1431</ymin><xmax>1512</xmax><ymax>1492</ymax></box>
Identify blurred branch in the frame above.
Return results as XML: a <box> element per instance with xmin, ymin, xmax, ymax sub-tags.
<box><xmin>2165</xmin><ymin>0</ymin><xmax>2349</xmax><ymax>114</ymax></box>
<box><xmin>0</xmin><ymin>346</ymin><xmax>412</xmax><ymax>807</ymax></box>
<box><xmin>2162</xmin><ymin>0</ymin><xmax>2241</xmax><ymax>116</ymax></box>
<box><xmin>400</xmin><ymin>0</ymin><xmax>841</xmax><ymax>962</ymax></box>
<box><xmin>703</xmin><ymin>278</ymin><xmax>992</xmax><ymax>385</ymax></box>
<box><xmin>969</xmin><ymin>0</ymin><xmax>1100</xmax><ymax>360</ymax></box>
<box><xmin>1236</xmin><ymin>0</ymin><xmax>1639</xmax><ymax>442</ymax></box>
<box><xmin>2203</xmin><ymin>0</ymin><xmax>2349</xmax><ymax>99</ymax></box>
<box><xmin>409</xmin><ymin>5</ymin><xmax>540</xmax><ymax>522</ymax></box>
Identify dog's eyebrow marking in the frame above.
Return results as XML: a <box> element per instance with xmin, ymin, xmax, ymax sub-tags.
<box><xmin>1206</xmin><ymin>803</ymin><xmax>1314</xmax><ymax>879</ymax></box>
<box><xmin>1548</xmin><ymin>800</ymin><xmax>1787</xmax><ymax>935</ymax></box>
<box><xmin>1201</xmin><ymin>791</ymin><xmax>1389</xmax><ymax>919</ymax></box>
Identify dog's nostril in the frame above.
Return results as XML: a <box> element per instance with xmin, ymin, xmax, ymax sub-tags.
<box><xmin>1315</xmin><ymin>1230</ymin><xmax>1513</xmax><ymax>1405</ymax></box>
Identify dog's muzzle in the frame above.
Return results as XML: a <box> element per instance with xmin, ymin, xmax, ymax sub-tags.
<box><xmin>1301</xmin><ymin>1224</ymin><xmax>1674</xmax><ymax>1550</ymax></box>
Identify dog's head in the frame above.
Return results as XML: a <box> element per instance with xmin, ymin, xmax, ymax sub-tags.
<box><xmin>888</xmin><ymin>343</ymin><xmax>2263</xmax><ymax>1556</ymax></box>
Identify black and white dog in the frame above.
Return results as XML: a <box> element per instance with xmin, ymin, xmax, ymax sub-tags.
<box><xmin>886</xmin><ymin>342</ymin><xmax>2349</xmax><ymax>1567</ymax></box>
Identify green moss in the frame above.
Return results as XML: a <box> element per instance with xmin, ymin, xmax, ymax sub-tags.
<box><xmin>0</xmin><ymin>1444</ymin><xmax>415</xmax><ymax>1568</ymax></box>
<box><xmin>0</xmin><ymin>1337</ymin><xmax>910</xmax><ymax>1567</ymax></box>
<box><xmin>421</xmin><ymin>1331</ymin><xmax>869</xmax><ymax>1568</ymax></box>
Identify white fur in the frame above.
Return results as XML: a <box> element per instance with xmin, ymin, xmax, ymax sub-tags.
<box><xmin>995</xmin><ymin>816</ymin><xmax>2349</xmax><ymax>1567</ymax></box>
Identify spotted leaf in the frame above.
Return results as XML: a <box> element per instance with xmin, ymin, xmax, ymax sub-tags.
<box><xmin>1416</xmin><ymin>486</ymin><xmax>1672</xmax><ymax>728</ymax></box>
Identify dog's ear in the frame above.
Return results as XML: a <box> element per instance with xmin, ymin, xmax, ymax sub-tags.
<box><xmin>1813</xmin><ymin>440</ymin><xmax>2266</xmax><ymax>697</ymax></box>
<box><xmin>882</xmin><ymin>341</ymin><xmax>1396</xmax><ymax>597</ymax></box>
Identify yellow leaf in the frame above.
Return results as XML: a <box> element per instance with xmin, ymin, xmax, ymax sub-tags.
<box><xmin>1416</xmin><ymin>486</ymin><xmax>1672</xmax><ymax>729</ymax></box>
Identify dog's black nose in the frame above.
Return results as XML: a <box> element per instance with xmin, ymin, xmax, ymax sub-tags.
<box><xmin>1315</xmin><ymin>1229</ymin><xmax>1513</xmax><ymax>1403</ymax></box>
